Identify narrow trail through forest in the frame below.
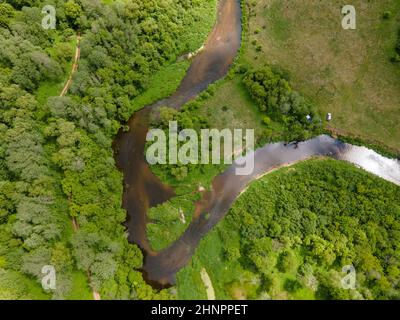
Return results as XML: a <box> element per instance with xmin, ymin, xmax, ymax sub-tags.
<box><xmin>60</xmin><ymin>34</ymin><xmax>81</xmax><ymax>97</ymax></box>
<box><xmin>59</xmin><ymin>33</ymin><xmax>101</xmax><ymax>301</ymax></box>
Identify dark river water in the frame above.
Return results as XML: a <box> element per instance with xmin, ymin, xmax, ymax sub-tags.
<box><xmin>114</xmin><ymin>0</ymin><xmax>400</xmax><ymax>287</ymax></box>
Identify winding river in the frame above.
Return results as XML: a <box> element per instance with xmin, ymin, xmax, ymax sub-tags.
<box><xmin>114</xmin><ymin>0</ymin><xmax>400</xmax><ymax>287</ymax></box>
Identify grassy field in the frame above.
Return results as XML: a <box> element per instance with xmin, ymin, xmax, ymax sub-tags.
<box><xmin>66</xmin><ymin>271</ymin><xmax>93</xmax><ymax>300</ymax></box>
<box><xmin>177</xmin><ymin>226</ymin><xmax>247</xmax><ymax>300</ymax></box>
<box><xmin>193</xmin><ymin>78</ymin><xmax>266</xmax><ymax>137</ymax></box>
<box><xmin>147</xmin><ymin>193</ymin><xmax>197</xmax><ymax>251</ymax></box>
<box><xmin>131</xmin><ymin>60</ymin><xmax>190</xmax><ymax>111</ymax></box>
<box><xmin>245</xmin><ymin>0</ymin><xmax>400</xmax><ymax>151</ymax></box>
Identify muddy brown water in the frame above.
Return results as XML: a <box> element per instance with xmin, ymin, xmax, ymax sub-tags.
<box><xmin>114</xmin><ymin>0</ymin><xmax>242</xmax><ymax>285</ymax></box>
<box><xmin>114</xmin><ymin>0</ymin><xmax>400</xmax><ymax>287</ymax></box>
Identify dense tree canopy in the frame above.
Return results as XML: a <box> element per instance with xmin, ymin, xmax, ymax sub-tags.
<box><xmin>243</xmin><ymin>66</ymin><xmax>322</xmax><ymax>142</ymax></box>
<box><xmin>1</xmin><ymin>0</ymin><xmax>398</xmax><ymax>301</ymax></box>
<box><xmin>219</xmin><ymin>160</ymin><xmax>400</xmax><ymax>300</ymax></box>
<box><xmin>0</xmin><ymin>0</ymin><xmax>216</xmax><ymax>299</ymax></box>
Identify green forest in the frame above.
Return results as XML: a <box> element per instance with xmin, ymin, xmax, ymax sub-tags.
<box><xmin>177</xmin><ymin>160</ymin><xmax>400</xmax><ymax>300</ymax></box>
<box><xmin>0</xmin><ymin>0</ymin><xmax>399</xmax><ymax>301</ymax></box>
<box><xmin>0</xmin><ymin>0</ymin><xmax>216</xmax><ymax>299</ymax></box>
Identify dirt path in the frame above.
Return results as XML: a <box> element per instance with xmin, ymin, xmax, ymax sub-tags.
<box><xmin>60</xmin><ymin>34</ymin><xmax>81</xmax><ymax>97</ymax></box>
<box><xmin>200</xmin><ymin>268</ymin><xmax>215</xmax><ymax>300</ymax></box>
<box><xmin>61</xmin><ymin>34</ymin><xmax>101</xmax><ymax>301</ymax></box>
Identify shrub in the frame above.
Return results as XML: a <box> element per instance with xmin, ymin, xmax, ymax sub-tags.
<box><xmin>382</xmin><ymin>11</ymin><xmax>392</xmax><ymax>19</ymax></box>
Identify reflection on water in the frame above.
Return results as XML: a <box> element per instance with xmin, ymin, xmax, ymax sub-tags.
<box><xmin>113</xmin><ymin>0</ymin><xmax>243</xmax><ymax>285</ymax></box>
<box><xmin>337</xmin><ymin>144</ymin><xmax>400</xmax><ymax>185</ymax></box>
